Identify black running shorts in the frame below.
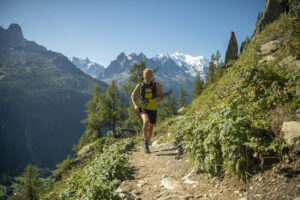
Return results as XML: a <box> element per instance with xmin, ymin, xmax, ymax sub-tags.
<box><xmin>139</xmin><ymin>107</ymin><xmax>157</xmax><ymax>124</ymax></box>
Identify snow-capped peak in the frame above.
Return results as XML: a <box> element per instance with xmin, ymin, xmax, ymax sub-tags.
<box><xmin>170</xmin><ymin>52</ymin><xmax>207</xmax><ymax>69</ymax></box>
<box><xmin>154</xmin><ymin>52</ymin><xmax>208</xmax><ymax>77</ymax></box>
<box><xmin>70</xmin><ymin>56</ymin><xmax>105</xmax><ymax>78</ymax></box>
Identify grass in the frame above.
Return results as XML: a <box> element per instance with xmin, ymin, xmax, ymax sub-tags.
<box><xmin>155</xmin><ymin>12</ymin><xmax>300</xmax><ymax>179</ymax></box>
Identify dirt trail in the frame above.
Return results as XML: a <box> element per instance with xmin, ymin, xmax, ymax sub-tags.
<box><xmin>117</xmin><ymin>138</ymin><xmax>300</xmax><ymax>200</ymax></box>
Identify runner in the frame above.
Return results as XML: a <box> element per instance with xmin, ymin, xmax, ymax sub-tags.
<box><xmin>131</xmin><ymin>68</ymin><xmax>164</xmax><ymax>153</ymax></box>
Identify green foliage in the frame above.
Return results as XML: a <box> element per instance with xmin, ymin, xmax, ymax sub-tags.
<box><xmin>289</xmin><ymin>0</ymin><xmax>300</xmax><ymax>17</ymax></box>
<box><xmin>129</xmin><ymin>60</ymin><xmax>147</xmax><ymax>84</ymax></box>
<box><xmin>240</xmin><ymin>63</ymin><xmax>300</xmax><ymax>109</ymax></box>
<box><xmin>90</xmin><ymin>136</ymin><xmax>118</xmax><ymax>153</ymax></box>
<box><xmin>43</xmin><ymin>138</ymin><xmax>134</xmax><ymax>200</ymax></box>
<box><xmin>177</xmin><ymin>87</ymin><xmax>189</xmax><ymax>108</ymax></box>
<box><xmin>192</xmin><ymin>72</ymin><xmax>204</xmax><ymax>100</ymax></box>
<box><xmin>207</xmin><ymin>54</ymin><xmax>216</xmax><ymax>85</ymax></box>
<box><xmin>296</xmin><ymin>79</ymin><xmax>300</xmax><ymax>97</ymax></box>
<box><xmin>174</xmin><ymin>101</ymin><xmax>273</xmax><ymax>178</ymax></box>
<box><xmin>10</xmin><ymin>164</ymin><xmax>44</xmax><ymax>200</ymax></box>
<box><xmin>103</xmin><ymin>80</ymin><xmax>126</xmax><ymax>134</ymax></box>
<box><xmin>0</xmin><ymin>185</ymin><xmax>8</xmax><ymax>199</ymax></box>
<box><xmin>164</xmin><ymin>11</ymin><xmax>300</xmax><ymax>180</ymax></box>
<box><xmin>207</xmin><ymin>51</ymin><xmax>225</xmax><ymax>86</ymax></box>
<box><xmin>123</xmin><ymin>104</ymin><xmax>143</xmax><ymax>133</ymax></box>
<box><xmin>74</xmin><ymin>84</ymin><xmax>106</xmax><ymax>152</ymax></box>
<box><xmin>225</xmin><ymin>31</ymin><xmax>238</xmax><ymax>66</ymax></box>
<box><xmin>240</xmin><ymin>36</ymin><xmax>251</xmax><ymax>53</ymax></box>
<box><xmin>53</xmin><ymin>155</ymin><xmax>72</xmax><ymax>178</ymax></box>
<box><xmin>158</xmin><ymin>95</ymin><xmax>177</xmax><ymax>121</ymax></box>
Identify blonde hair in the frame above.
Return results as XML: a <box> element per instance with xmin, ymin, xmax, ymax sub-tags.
<box><xmin>143</xmin><ymin>68</ymin><xmax>152</xmax><ymax>75</ymax></box>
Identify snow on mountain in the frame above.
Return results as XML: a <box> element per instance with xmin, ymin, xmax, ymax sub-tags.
<box><xmin>70</xmin><ymin>57</ymin><xmax>105</xmax><ymax>78</ymax></box>
<box><xmin>154</xmin><ymin>52</ymin><xmax>209</xmax><ymax>78</ymax></box>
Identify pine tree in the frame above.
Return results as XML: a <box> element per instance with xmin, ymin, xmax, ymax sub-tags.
<box><xmin>74</xmin><ymin>84</ymin><xmax>105</xmax><ymax>152</ymax></box>
<box><xmin>104</xmin><ymin>80</ymin><xmax>125</xmax><ymax>135</ymax></box>
<box><xmin>129</xmin><ymin>60</ymin><xmax>147</xmax><ymax>84</ymax></box>
<box><xmin>215</xmin><ymin>50</ymin><xmax>221</xmax><ymax>66</ymax></box>
<box><xmin>214</xmin><ymin>50</ymin><xmax>225</xmax><ymax>80</ymax></box>
<box><xmin>192</xmin><ymin>72</ymin><xmax>203</xmax><ymax>100</ymax></box>
<box><xmin>225</xmin><ymin>31</ymin><xmax>238</xmax><ymax>67</ymax></box>
<box><xmin>240</xmin><ymin>36</ymin><xmax>251</xmax><ymax>53</ymax></box>
<box><xmin>207</xmin><ymin>54</ymin><xmax>216</xmax><ymax>85</ymax></box>
<box><xmin>178</xmin><ymin>87</ymin><xmax>188</xmax><ymax>108</ymax></box>
<box><xmin>11</xmin><ymin>164</ymin><xmax>43</xmax><ymax>200</ymax></box>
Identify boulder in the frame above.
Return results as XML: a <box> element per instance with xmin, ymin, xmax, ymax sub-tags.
<box><xmin>259</xmin><ymin>40</ymin><xmax>280</xmax><ymax>55</ymax></box>
<box><xmin>280</xmin><ymin>55</ymin><xmax>300</xmax><ymax>70</ymax></box>
<box><xmin>258</xmin><ymin>55</ymin><xmax>276</xmax><ymax>64</ymax></box>
<box><xmin>282</xmin><ymin>121</ymin><xmax>300</xmax><ymax>153</ymax></box>
<box><xmin>70</xmin><ymin>143</ymin><xmax>93</xmax><ymax>166</ymax></box>
<box><xmin>177</xmin><ymin>106</ymin><xmax>186</xmax><ymax>115</ymax></box>
<box><xmin>107</xmin><ymin>127</ymin><xmax>134</xmax><ymax>138</ymax></box>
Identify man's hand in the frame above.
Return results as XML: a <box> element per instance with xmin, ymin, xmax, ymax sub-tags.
<box><xmin>134</xmin><ymin>105</ymin><xmax>139</xmax><ymax>112</ymax></box>
<box><xmin>154</xmin><ymin>97</ymin><xmax>161</xmax><ymax>103</ymax></box>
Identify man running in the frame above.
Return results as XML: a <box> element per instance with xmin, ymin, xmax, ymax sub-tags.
<box><xmin>131</xmin><ymin>68</ymin><xmax>164</xmax><ymax>153</ymax></box>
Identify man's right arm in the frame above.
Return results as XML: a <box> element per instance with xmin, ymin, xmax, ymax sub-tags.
<box><xmin>131</xmin><ymin>84</ymin><xmax>140</xmax><ymax>112</ymax></box>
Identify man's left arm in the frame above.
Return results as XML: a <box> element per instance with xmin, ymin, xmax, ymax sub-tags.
<box><xmin>154</xmin><ymin>82</ymin><xmax>164</xmax><ymax>103</ymax></box>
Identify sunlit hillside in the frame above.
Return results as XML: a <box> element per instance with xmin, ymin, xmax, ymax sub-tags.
<box><xmin>156</xmin><ymin>11</ymin><xmax>300</xmax><ymax>179</ymax></box>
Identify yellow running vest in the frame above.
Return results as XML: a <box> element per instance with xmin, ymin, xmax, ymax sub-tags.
<box><xmin>141</xmin><ymin>83</ymin><xmax>157</xmax><ymax>110</ymax></box>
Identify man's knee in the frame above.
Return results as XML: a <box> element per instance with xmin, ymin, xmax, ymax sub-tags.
<box><xmin>143</xmin><ymin>119</ymin><xmax>150</xmax><ymax>126</ymax></box>
<box><xmin>149</xmin><ymin>124</ymin><xmax>154</xmax><ymax>129</ymax></box>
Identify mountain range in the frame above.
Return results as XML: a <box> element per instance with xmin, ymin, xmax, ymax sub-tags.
<box><xmin>69</xmin><ymin>57</ymin><xmax>105</xmax><ymax>78</ymax></box>
<box><xmin>71</xmin><ymin>52</ymin><xmax>209</xmax><ymax>99</ymax></box>
<box><xmin>0</xmin><ymin>24</ymin><xmax>107</xmax><ymax>176</ymax></box>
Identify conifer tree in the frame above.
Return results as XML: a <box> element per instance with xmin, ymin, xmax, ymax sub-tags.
<box><xmin>214</xmin><ymin>50</ymin><xmax>225</xmax><ymax>80</ymax></box>
<box><xmin>129</xmin><ymin>60</ymin><xmax>147</xmax><ymax>84</ymax></box>
<box><xmin>11</xmin><ymin>164</ymin><xmax>43</xmax><ymax>200</ymax></box>
<box><xmin>240</xmin><ymin>36</ymin><xmax>251</xmax><ymax>53</ymax></box>
<box><xmin>207</xmin><ymin>54</ymin><xmax>216</xmax><ymax>85</ymax></box>
<box><xmin>75</xmin><ymin>84</ymin><xmax>105</xmax><ymax>151</ymax></box>
<box><xmin>225</xmin><ymin>31</ymin><xmax>238</xmax><ymax>67</ymax></box>
<box><xmin>215</xmin><ymin>50</ymin><xmax>221</xmax><ymax>66</ymax></box>
<box><xmin>178</xmin><ymin>87</ymin><xmax>188</xmax><ymax>108</ymax></box>
<box><xmin>104</xmin><ymin>80</ymin><xmax>125</xmax><ymax>135</ymax></box>
<box><xmin>192</xmin><ymin>72</ymin><xmax>203</xmax><ymax>100</ymax></box>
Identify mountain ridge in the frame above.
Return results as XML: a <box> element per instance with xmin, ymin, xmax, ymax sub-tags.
<box><xmin>71</xmin><ymin>52</ymin><xmax>209</xmax><ymax>99</ymax></box>
<box><xmin>69</xmin><ymin>56</ymin><xmax>105</xmax><ymax>78</ymax></box>
<box><xmin>0</xmin><ymin>23</ymin><xmax>108</xmax><ymax>175</ymax></box>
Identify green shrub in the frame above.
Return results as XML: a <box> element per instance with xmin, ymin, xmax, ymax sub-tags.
<box><xmin>43</xmin><ymin>138</ymin><xmax>134</xmax><ymax>200</ymax></box>
<box><xmin>169</xmin><ymin>12</ymin><xmax>300</xmax><ymax>180</ymax></box>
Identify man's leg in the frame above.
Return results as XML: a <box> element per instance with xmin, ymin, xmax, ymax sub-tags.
<box><xmin>147</xmin><ymin>110</ymin><xmax>156</xmax><ymax>143</ymax></box>
<box><xmin>148</xmin><ymin>123</ymin><xmax>154</xmax><ymax>142</ymax></box>
<box><xmin>141</xmin><ymin>114</ymin><xmax>150</xmax><ymax>153</ymax></box>
<box><xmin>141</xmin><ymin>114</ymin><xmax>150</xmax><ymax>140</ymax></box>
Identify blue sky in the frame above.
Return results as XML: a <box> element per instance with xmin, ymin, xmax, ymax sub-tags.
<box><xmin>0</xmin><ymin>0</ymin><xmax>265</xmax><ymax>67</ymax></box>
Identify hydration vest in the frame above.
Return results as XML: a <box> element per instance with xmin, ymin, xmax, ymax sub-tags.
<box><xmin>140</xmin><ymin>81</ymin><xmax>157</xmax><ymax>110</ymax></box>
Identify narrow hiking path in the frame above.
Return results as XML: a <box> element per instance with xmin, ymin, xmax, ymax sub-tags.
<box><xmin>117</xmin><ymin>137</ymin><xmax>300</xmax><ymax>200</ymax></box>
